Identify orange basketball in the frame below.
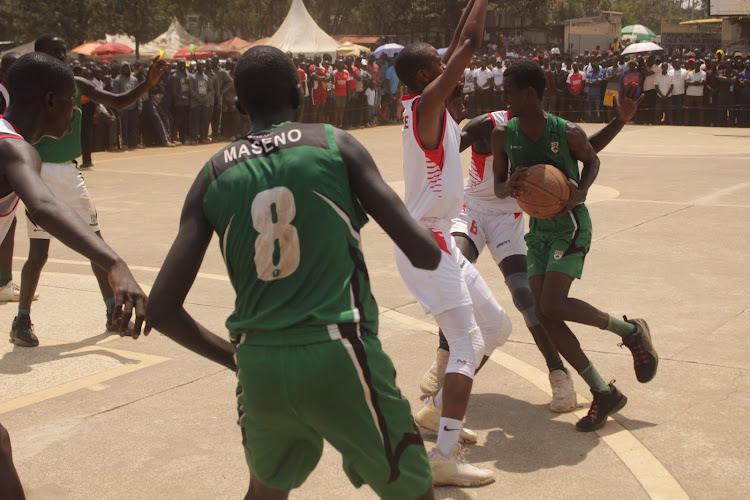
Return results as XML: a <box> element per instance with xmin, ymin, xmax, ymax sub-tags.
<box><xmin>515</xmin><ymin>164</ymin><xmax>571</xmax><ymax>219</ymax></box>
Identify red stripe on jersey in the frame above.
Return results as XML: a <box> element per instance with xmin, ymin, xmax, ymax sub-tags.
<box><xmin>514</xmin><ymin>212</ymin><xmax>522</xmax><ymax>219</ymax></box>
<box><xmin>0</xmin><ymin>198</ymin><xmax>19</xmax><ymax>217</ymax></box>
<box><xmin>411</xmin><ymin>97</ymin><xmax>446</xmax><ymax>173</ymax></box>
<box><xmin>0</xmin><ymin>134</ymin><xmax>22</xmax><ymax>141</ymax></box>
<box><xmin>431</xmin><ymin>229</ymin><xmax>451</xmax><ymax>255</ymax></box>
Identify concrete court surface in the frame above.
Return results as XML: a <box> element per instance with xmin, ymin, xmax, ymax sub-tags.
<box><xmin>0</xmin><ymin>122</ymin><xmax>748</xmax><ymax>499</ymax></box>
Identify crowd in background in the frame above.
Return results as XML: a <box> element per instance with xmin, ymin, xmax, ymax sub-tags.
<box><xmin>3</xmin><ymin>39</ymin><xmax>748</xmax><ymax>163</ymax></box>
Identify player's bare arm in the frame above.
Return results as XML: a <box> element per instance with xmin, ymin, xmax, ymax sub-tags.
<box><xmin>0</xmin><ymin>140</ymin><xmax>147</xmax><ymax>336</ymax></box>
<box><xmin>76</xmin><ymin>56</ymin><xmax>168</xmax><ymax>110</ymax></box>
<box><xmin>459</xmin><ymin>113</ymin><xmax>494</xmax><ymax>153</ymax></box>
<box><xmin>0</xmin><ymin>423</ymin><xmax>24</xmax><ymax>500</ymax></box>
<box><xmin>491</xmin><ymin>124</ymin><xmax>526</xmax><ymax>199</ymax></box>
<box><xmin>439</xmin><ymin>0</ymin><xmax>476</xmax><ymax>63</ymax></box>
<box><xmin>417</xmin><ymin>0</ymin><xmax>487</xmax><ymax>150</ymax></box>
<box><xmin>146</xmin><ymin>172</ymin><xmax>236</xmax><ymax>370</ymax></box>
<box><xmin>555</xmin><ymin>123</ymin><xmax>600</xmax><ymax>217</ymax></box>
<box><xmin>335</xmin><ymin>128</ymin><xmax>441</xmax><ymax>271</ymax></box>
<box><xmin>588</xmin><ymin>82</ymin><xmax>644</xmax><ymax>153</ymax></box>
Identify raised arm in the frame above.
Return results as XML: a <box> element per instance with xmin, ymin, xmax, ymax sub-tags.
<box><xmin>1</xmin><ymin>141</ymin><xmax>146</xmax><ymax>335</ymax></box>
<box><xmin>146</xmin><ymin>171</ymin><xmax>236</xmax><ymax>370</ymax></box>
<box><xmin>77</xmin><ymin>56</ymin><xmax>167</xmax><ymax>110</ymax></box>
<box><xmin>588</xmin><ymin>82</ymin><xmax>643</xmax><ymax>153</ymax></box>
<box><xmin>441</xmin><ymin>0</ymin><xmax>476</xmax><ymax>63</ymax></box>
<box><xmin>335</xmin><ymin>128</ymin><xmax>441</xmax><ymax>271</ymax></box>
<box><xmin>460</xmin><ymin>113</ymin><xmax>494</xmax><ymax>153</ymax></box>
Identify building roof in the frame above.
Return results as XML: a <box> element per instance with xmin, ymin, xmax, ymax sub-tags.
<box><xmin>679</xmin><ymin>18</ymin><xmax>723</xmax><ymax>25</ymax></box>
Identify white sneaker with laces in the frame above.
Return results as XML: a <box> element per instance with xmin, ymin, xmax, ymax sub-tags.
<box><xmin>0</xmin><ymin>282</ymin><xmax>38</xmax><ymax>302</ymax></box>
<box><xmin>428</xmin><ymin>444</ymin><xmax>495</xmax><ymax>487</ymax></box>
<box><xmin>420</xmin><ymin>348</ymin><xmax>449</xmax><ymax>396</ymax></box>
<box><xmin>415</xmin><ymin>399</ymin><xmax>477</xmax><ymax>444</ymax></box>
<box><xmin>549</xmin><ymin>369</ymin><xmax>577</xmax><ymax>413</ymax></box>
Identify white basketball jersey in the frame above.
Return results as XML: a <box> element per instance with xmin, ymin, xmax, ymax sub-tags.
<box><xmin>0</xmin><ymin>83</ymin><xmax>9</xmax><ymax>114</ymax></box>
<box><xmin>463</xmin><ymin>110</ymin><xmax>521</xmax><ymax>214</ymax></box>
<box><xmin>0</xmin><ymin>117</ymin><xmax>22</xmax><ymax>239</ymax></box>
<box><xmin>401</xmin><ymin>95</ymin><xmax>464</xmax><ymax>221</ymax></box>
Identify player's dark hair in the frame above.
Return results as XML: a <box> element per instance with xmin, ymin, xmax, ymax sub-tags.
<box><xmin>34</xmin><ymin>33</ymin><xmax>63</xmax><ymax>53</ymax></box>
<box><xmin>395</xmin><ymin>42</ymin><xmax>434</xmax><ymax>91</ymax></box>
<box><xmin>6</xmin><ymin>52</ymin><xmax>73</xmax><ymax>104</ymax></box>
<box><xmin>234</xmin><ymin>45</ymin><xmax>299</xmax><ymax>116</ymax></box>
<box><xmin>503</xmin><ymin>59</ymin><xmax>546</xmax><ymax>100</ymax></box>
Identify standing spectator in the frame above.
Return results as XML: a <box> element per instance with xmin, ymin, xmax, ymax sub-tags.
<box><xmin>209</xmin><ymin>57</ymin><xmax>222</xmax><ymax>140</ymax></box>
<box><xmin>332</xmin><ymin>59</ymin><xmax>349</xmax><ymax>128</ymax></box>
<box><xmin>553</xmin><ymin>61</ymin><xmax>569</xmax><ymax>119</ymax></box>
<box><xmin>220</xmin><ymin>59</ymin><xmax>240</xmax><ymax>137</ymax></box>
<box><xmin>654</xmin><ymin>62</ymin><xmax>673</xmax><ymax>124</ymax></box>
<box><xmin>474</xmin><ymin>58</ymin><xmax>493</xmax><ymax>115</ymax></box>
<box><xmin>142</xmin><ymin>80</ymin><xmax>173</xmax><ymax>147</ymax></box>
<box><xmin>704</xmin><ymin>59</ymin><xmax>719</xmax><ymax>126</ymax></box>
<box><xmin>716</xmin><ymin>60</ymin><xmax>736</xmax><ymax>127</ymax></box>
<box><xmin>213</xmin><ymin>61</ymin><xmax>234</xmax><ymax>138</ymax></box>
<box><xmin>585</xmin><ymin>62</ymin><xmax>604</xmax><ymax>122</ymax></box>
<box><xmin>738</xmin><ymin>62</ymin><xmax>750</xmax><ymax>127</ymax></box>
<box><xmin>384</xmin><ymin>58</ymin><xmax>400</xmax><ymax>122</ymax></box>
<box><xmin>641</xmin><ymin>55</ymin><xmax>660</xmax><ymax>124</ymax></box>
<box><xmin>670</xmin><ymin>59</ymin><xmax>688</xmax><ymax>125</ymax></box>
<box><xmin>543</xmin><ymin>59</ymin><xmax>557</xmax><ymax>113</ymax></box>
<box><xmin>685</xmin><ymin>59</ymin><xmax>706</xmax><ymax>126</ymax></box>
<box><xmin>622</xmin><ymin>60</ymin><xmax>642</xmax><ymax>122</ymax></box>
<box><xmin>492</xmin><ymin>59</ymin><xmax>504</xmax><ymax>110</ymax></box>
<box><xmin>79</xmin><ymin>66</ymin><xmax>97</xmax><ymax>167</ymax></box>
<box><xmin>604</xmin><ymin>55</ymin><xmax>623</xmax><ymax>120</ymax></box>
<box><xmin>171</xmin><ymin>61</ymin><xmax>191</xmax><ymax>144</ymax></box>
<box><xmin>463</xmin><ymin>60</ymin><xmax>476</xmax><ymax>116</ymax></box>
<box><xmin>189</xmin><ymin>60</ymin><xmax>213</xmax><ymax>144</ymax></box>
<box><xmin>610</xmin><ymin>38</ymin><xmax>620</xmax><ymax>53</ymax></box>
<box><xmin>365</xmin><ymin>80</ymin><xmax>377</xmax><ymax>126</ymax></box>
<box><xmin>112</xmin><ymin>62</ymin><xmax>141</xmax><ymax>149</ymax></box>
<box><xmin>344</xmin><ymin>56</ymin><xmax>361</xmax><ymax>127</ymax></box>
<box><xmin>566</xmin><ymin>62</ymin><xmax>585</xmax><ymax>121</ymax></box>
<box><xmin>294</xmin><ymin>58</ymin><xmax>309</xmax><ymax>122</ymax></box>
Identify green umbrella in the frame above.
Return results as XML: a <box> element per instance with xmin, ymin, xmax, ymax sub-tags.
<box><xmin>621</xmin><ymin>24</ymin><xmax>656</xmax><ymax>41</ymax></box>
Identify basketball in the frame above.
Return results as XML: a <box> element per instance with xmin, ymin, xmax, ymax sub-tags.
<box><xmin>515</xmin><ymin>164</ymin><xmax>571</xmax><ymax>219</ymax></box>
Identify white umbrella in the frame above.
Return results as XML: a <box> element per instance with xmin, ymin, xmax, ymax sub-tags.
<box><xmin>373</xmin><ymin>43</ymin><xmax>404</xmax><ymax>58</ymax></box>
<box><xmin>622</xmin><ymin>41</ymin><xmax>663</xmax><ymax>55</ymax></box>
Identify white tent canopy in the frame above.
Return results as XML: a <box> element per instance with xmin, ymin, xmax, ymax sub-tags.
<box><xmin>267</xmin><ymin>0</ymin><xmax>340</xmax><ymax>56</ymax></box>
<box><xmin>140</xmin><ymin>18</ymin><xmax>203</xmax><ymax>58</ymax></box>
<box><xmin>1</xmin><ymin>40</ymin><xmax>35</xmax><ymax>58</ymax></box>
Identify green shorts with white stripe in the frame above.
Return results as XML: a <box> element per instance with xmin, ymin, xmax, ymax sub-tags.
<box><xmin>235</xmin><ymin>329</ymin><xmax>433</xmax><ymax>498</ymax></box>
<box><xmin>525</xmin><ymin>204</ymin><xmax>592</xmax><ymax>279</ymax></box>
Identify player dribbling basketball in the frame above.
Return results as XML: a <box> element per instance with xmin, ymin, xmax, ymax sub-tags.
<box><xmin>491</xmin><ymin>60</ymin><xmax>658</xmax><ymax>431</ymax></box>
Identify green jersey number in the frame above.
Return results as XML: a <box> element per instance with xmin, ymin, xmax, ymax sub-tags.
<box><xmin>251</xmin><ymin>187</ymin><xmax>300</xmax><ymax>281</ymax></box>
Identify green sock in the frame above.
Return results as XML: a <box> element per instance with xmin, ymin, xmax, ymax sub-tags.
<box><xmin>605</xmin><ymin>314</ymin><xmax>637</xmax><ymax>338</ymax></box>
<box><xmin>579</xmin><ymin>364</ymin><xmax>611</xmax><ymax>393</ymax></box>
<box><xmin>0</xmin><ymin>268</ymin><xmax>11</xmax><ymax>287</ymax></box>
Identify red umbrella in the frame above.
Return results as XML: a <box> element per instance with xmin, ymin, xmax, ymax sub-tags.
<box><xmin>91</xmin><ymin>42</ymin><xmax>133</xmax><ymax>57</ymax></box>
<box><xmin>173</xmin><ymin>45</ymin><xmax>211</xmax><ymax>59</ymax></box>
<box><xmin>219</xmin><ymin>37</ymin><xmax>253</xmax><ymax>52</ymax></box>
<box><xmin>195</xmin><ymin>43</ymin><xmax>240</xmax><ymax>57</ymax></box>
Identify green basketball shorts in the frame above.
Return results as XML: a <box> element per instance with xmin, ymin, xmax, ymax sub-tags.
<box><xmin>235</xmin><ymin>331</ymin><xmax>432</xmax><ymax>499</ymax></box>
<box><xmin>526</xmin><ymin>205</ymin><xmax>592</xmax><ymax>279</ymax></box>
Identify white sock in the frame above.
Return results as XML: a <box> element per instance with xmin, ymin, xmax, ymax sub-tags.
<box><xmin>433</xmin><ymin>389</ymin><xmax>443</xmax><ymax>409</ymax></box>
<box><xmin>436</xmin><ymin>417</ymin><xmax>462</xmax><ymax>456</ymax></box>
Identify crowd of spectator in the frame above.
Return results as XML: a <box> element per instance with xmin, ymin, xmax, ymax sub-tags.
<box><xmin>8</xmin><ymin>39</ymin><xmax>747</xmax><ymax>165</ymax></box>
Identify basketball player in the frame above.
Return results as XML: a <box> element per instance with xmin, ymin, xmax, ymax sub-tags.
<box><xmin>394</xmin><ymin>0</ymin><xmax>513</xmax><ymax>486</ymax></box>
<box><xmin>491</xmin><ymin>60</ymin><xmax>657</xmax><ymax>431</ymax></box>
<box><xmin>9</xmin><ymin>34</ymin><xmax>166</xmax><ymax>347</ymax></box>
<box><xmin>421</xmin><ymin>83</ymin><xmax>644</xmax><ymax>413</ymax></box>
<box><xmin>0</xmin><ymin>52</ymin><xmax>148</xmax><ymax>498</ymax></box>
<box><xmin>146</xmin><ymin>46</ymin><xmax>440</xmax><ymax>499</ymax></box>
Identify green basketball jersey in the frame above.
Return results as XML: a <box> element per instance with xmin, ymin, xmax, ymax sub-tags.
<box><xmin>202</xmin><ymin>122</ymin><xmax>378</xmax><ymax>346</ymax></box>
<box><xmin>35</xmin><ymin>83</ymin><xmax>82</xmax><ymax>163</ymax></box>
<box><xmin>504</xmin><ymin>113</ymin><xmax>590</xmax><ymax>234</ymax></box>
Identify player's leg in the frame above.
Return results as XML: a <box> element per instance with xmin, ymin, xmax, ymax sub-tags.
<box><xmin>419</xmin><ymin>213</ymin><xmax>481</xmax><ymax>398</ymax></box>
<box><xmin>531</xmin><ymin>272</ymin><xmax>627</xmax><ymax>431</ymax></box>
<box><xmin>11</xmin><ymin>236</ymin><xmax>49</xmax><ymax>347</ymax></box>
<box><xmin>0</xmin><ymin>218</ymin><xmax>20</xmax><ymax>302</ymax></box>
<box><xmin>0</xmin><ymin>423</ymin><xmax>24</xmax><ymax>500</ymax></box>
<box><xmin>297</xmin><ymin>335</ymin><xmax>437</xmax><ymax>496</ymax></box>
<box><xmin>236</xmin><ymin>343</ymin><xmax>325</xmax><ymax>495</ymax></box>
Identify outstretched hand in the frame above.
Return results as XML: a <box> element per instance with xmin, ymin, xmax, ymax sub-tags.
<box><xmin>446</xmin><ymin>82</ymin><xmax>468</xmax><ymax>123</ymax></box>
<box><xmin>107</xmin><ymin>261</ymin><xmax>148</xmax><ymax>338</ymax></box>
<box><xmin>553</xmin><ymin>179</ymin><xmax>586</xmax><ymax>218</ymax></box>
<box><xmin>613</xmin><ymin>83</ymin><xmax>644</xmax><ymax>123</ymax></box>
<box><xmin>145</xmin><ymin>56</ymin><xmax>169</xmax><ymax>87</ymax></box>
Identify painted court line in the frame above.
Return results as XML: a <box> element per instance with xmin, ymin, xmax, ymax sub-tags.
<box><xmin>381</xmin><ymin>307</ymin><xmax>689</xmax><ymax>500</ymax></box>
<box><xmin>0</xmin><ymin>341</ymin><xmax>170</xmax><ymax>415</ymax></box>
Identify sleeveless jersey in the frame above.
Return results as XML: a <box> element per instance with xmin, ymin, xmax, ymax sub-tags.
<box><xmin>0</xmin><ymin>83</ymin><xmax>8</xmax><ymax>114</ymax></box>
<box><xmin>504</xmin><ymin>113</ymin><xmax>589</xmax><ymax>231</ymax></box>
<box><xmin>463</xmin><ymin>110</ymin><xmax>521</xmax><ymax>214</ymax></box>
<box><xmin>202</xmin><ymin>122</ymin><xmax>378</xmax><ymax>346</ymax></box>
<box><xmin>0</xmin><ymin>118</ymin><xmax>23</xmax><ymax>232</ymax></box>
<box><xmin>401</xmin><ymin>95</ymin><xmax>463</xmax><ymax>221</ymax></box>
<box><xmin>34</xmin><ymin>83</ymin><xmax>82</xmax><ymax>164</ymax></box>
